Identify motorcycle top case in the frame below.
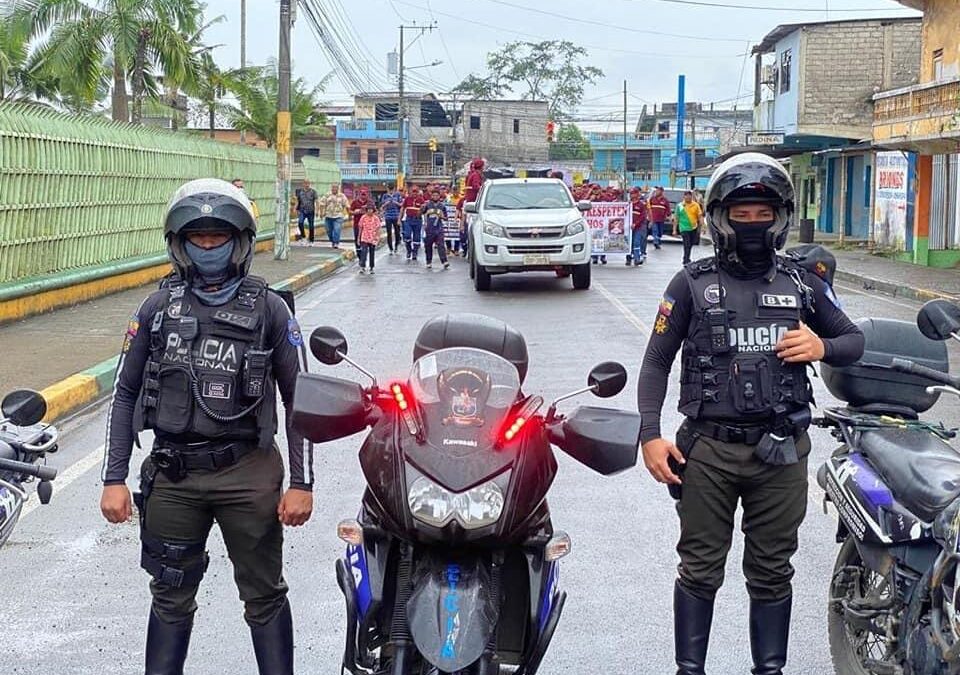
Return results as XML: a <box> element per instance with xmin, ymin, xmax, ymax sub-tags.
<box><xmin>822</xmin><ymin>317</ymin><xmax>948</xmax><ymax>414</ymax></box>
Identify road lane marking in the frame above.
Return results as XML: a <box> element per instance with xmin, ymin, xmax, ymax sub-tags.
<box><xmin>594</xmin><ymin>281</ymin><xmax>651</xmax><ymax>335</ymax></box>
<box><xmin>21</xmin><ymin>444</ymin><xmax>104</xmax><ymax>519</ymax></box>
<box><xmin>297</xmin><ymin>271</ymin><xmax>353</xmax><ymax>311</ymax></box>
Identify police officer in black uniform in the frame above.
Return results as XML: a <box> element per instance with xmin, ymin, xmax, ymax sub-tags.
<box><xmin>99</xmin><ymin>179</ymin><xmax>314</xmax><ymax>675</ymax></box>
<box><xmin>637</xmin><ymin>154</ymin><xmax>865</xmax><ymax>675</ymax></box>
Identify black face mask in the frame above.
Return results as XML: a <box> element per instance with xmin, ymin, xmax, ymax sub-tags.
<box><xmin>730</xmin><ymin>219</ymin><xmax>774</xmax><ymax>255</ymax></box>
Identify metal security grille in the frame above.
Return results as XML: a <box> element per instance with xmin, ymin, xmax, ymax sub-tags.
<box><xmin>930</xmin><ymin>153</ymin><xmax>959</xmax><ymax>251</ymax></box>
<box><xmin>0</xmin><ymin>103</ymin><xmax>277</xmax><ymax>284</ymax></box>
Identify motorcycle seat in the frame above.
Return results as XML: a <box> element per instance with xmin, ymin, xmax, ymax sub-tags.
<box><xmin>860</xmin><ymin>428</ymin><xmax>960</xmax><ymax>523</ymax></box>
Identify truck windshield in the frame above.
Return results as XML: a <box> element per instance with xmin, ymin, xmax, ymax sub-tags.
<box><xmin>483</xmin><ymin>183</ymin><xmax>573</xmax><ymax>210</ymax></box>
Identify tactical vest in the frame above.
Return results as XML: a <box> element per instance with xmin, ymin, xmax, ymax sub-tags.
<box><xmin>678</xmin><ymin>257</ymin><xmax>814</xmax><ymax>423</ymax></box>
<box><xmin>139</xmin><ymin>275</ymin><xmax>276</xmax><ymax>447</ymax></box>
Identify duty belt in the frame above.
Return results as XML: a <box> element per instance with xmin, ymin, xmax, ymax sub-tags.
<box><xmin>687</xmin><ymin>419</ymin><xmax>769</xmax><ymax>445</ymax></box>
<box><xmin>152</xmin><ymin>440</ymin><xmax>256</xmax><ymax>473</ymax></box>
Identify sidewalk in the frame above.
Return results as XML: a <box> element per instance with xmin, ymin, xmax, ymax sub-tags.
<box><xmin>793</xmin><ymin>232</ymin><xmax>960</xmax><ymax>302</ymax></box>
<box><xmin>0</xmin><ymin>242</ymin><xmax>356</xmax><ymax>418</ymax></box>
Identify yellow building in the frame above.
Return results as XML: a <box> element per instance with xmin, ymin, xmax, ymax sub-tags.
<box><xmin>873</xmin><ymin>0</ymin><xmax>960</xmax><ymax>266</ymax></box>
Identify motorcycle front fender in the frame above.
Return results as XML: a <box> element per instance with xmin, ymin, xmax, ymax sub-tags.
<box><xmin>407</xmin><ymin>557</ymin><xmax>499</xmax><ymax>672</ymax></box>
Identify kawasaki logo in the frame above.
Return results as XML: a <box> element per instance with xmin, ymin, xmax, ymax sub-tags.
<box><xmin>443</xmin><ymin>438</ymin><xmax>478</xmax><ymax>448</ymax></box>
<box><xmin>729</xmin><ymin>324</ymin><xmax>789</xmax><ymax>352</ymax></box>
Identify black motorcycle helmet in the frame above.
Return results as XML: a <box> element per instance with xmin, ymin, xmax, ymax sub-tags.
<box><xmin>164</xmin><ymin>178</ymin><xmax>257</xmax><ymax>282</ymax></box>
<box><xmin>705</xmin><ymin>152</ymin><xmax>795</xmax><ymax>254</ymax></box>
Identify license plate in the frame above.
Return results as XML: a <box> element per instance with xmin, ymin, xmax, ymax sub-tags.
<box><xmin>523</xmin><ymin>255</ymin><xmax>550</xmax><ymax>265</ymax></box>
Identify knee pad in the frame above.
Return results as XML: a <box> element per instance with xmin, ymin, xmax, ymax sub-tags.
<box><xmin>140</xmin><ymin>527</ymin><xmax>209</xmax><ymax>589</ymax></box>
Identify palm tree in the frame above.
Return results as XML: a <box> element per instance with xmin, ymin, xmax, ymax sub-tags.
<box><xmin>222</xmin><ymin>62</ymin><xmax>329</xmax><ymax>148</ymax></box>
<box><xmin>9</xmin><ymin>0</ymin><xmax>205</xmax><ymax>123</ymax></box>
<box><xmin>191</xmin><ymin>51</ymin><xmax>241</xmax><ymax>137</ymax></box>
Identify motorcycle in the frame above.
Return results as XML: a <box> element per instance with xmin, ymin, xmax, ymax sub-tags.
<box><xmin>818</xmin><ymin>299</ymin><xmax>960</xmax><ymax>675</ymax></box>
<box><xmin>291</xmin><ymin>313</ymin><xmax>641</xmax><ymax>675</ymax></box>
<box><xmin>0</xmin><ymin>389</ymin><xmax>58</xmax><ymax>549</ymax></box>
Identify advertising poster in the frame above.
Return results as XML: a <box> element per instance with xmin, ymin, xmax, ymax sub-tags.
<box><xmin>873</xmin><ymin>151</ymin><xmax>910</xmax><ymax>250</ymax></box>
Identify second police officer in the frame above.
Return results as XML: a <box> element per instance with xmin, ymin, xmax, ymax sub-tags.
<box><xmin>99</xmin><ymin>179</ymin><xmax>314</xmax><ymax>675</ymax></box>
<box><xmin>637</xmin><ymin>153</ymin><xmax>865</xmax><ymax>675</ymax></box>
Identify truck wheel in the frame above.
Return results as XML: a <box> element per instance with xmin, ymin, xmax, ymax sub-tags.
<box><xmin>474</xmin><ymin>257</ymin><xmax>491</xmax><ymax>291</ymax></box>
<box><xmin>571</xmin><ymin>262</ymin><xmax>591</xmax><ymax>290</ymax></box>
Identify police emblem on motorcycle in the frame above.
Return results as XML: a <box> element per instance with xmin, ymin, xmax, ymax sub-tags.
<box><xmin>451</xmin><ymin>390</ymin><xmax>478</xmax><ymax>419</ymax></box>
<box><xmin>440</xmin><ymin>368</ymin><xmax>489</xmax><ymax>427</ymax></box>
<box><xmin>287</xmin><ymin>318</ymin><xmax>303</xmax><ymax>347</ymax></box>
<box><xmin>704</xmin><ymin>283</ymin><xmax>723</xmax><ymax>305</ymax></box>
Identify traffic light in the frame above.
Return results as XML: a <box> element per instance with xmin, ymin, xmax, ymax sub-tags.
<box><xmin>546</xmin><ymin>121</ymin><xmax>556</xmax><ymax>143</ymax></box>
<box><xmin>428</xmin><ymin>137</ymin><xmax>438</xmax><ymax>152</ymax></box>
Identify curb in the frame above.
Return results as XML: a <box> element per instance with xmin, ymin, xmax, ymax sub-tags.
<box><xmin>37</xmin><ymin>248</ymin><xmax>357</xmax><ymax>423</ymax></box>
<box><xmin>833</xmin><ymin>268</ymin><xmax>960</xmax><ymax>304</ymax></box>
<box><xmin>0</xmin><ymin>238</ymin><xmax>277</xmax><ymax>327</ymax></box>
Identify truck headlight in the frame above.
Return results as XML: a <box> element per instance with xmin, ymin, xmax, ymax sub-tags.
<box><xmin>483</xmin><ymin>222</ymin><xmax>504</xmax><ymax>237</ymax></box>
<box><xmin>564</xmin><ymin>219</ymin><xmax>586</xmax><ymax>236</ymax></box>
<box><xmin>408</xmin><ymin>476</ymin><xmax>505</xmax><ymax>530</ymax></box>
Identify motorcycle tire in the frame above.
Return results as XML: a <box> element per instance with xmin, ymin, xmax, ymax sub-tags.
<box><xmin>827</xmin><ymin>536</ymin><xmax>897</xmax><ymax>675</ymax></box>
<box><xmin>0</xmin><ymin>507</ymin><xmax>22</xmax><ymax>549</ymax></box>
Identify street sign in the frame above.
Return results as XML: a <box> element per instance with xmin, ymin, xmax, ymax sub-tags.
<box><xmin>747</xmin><ymin>132</ymin><xmax>785</xmax><ymax>146</ymax></box>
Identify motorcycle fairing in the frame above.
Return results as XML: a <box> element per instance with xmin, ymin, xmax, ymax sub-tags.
<box><xmin>537</xmin><ymin>561</ymin><xmax>559</xmax><ymax>633</ymax></box>
<box><xmin>0</xmin><ymin>483</ymin><xmax>22</xmax><ymax>541</ymax></box>
<box><xmin>346</xmin><ymin>542</ymin><xmax>373</xmax><ymax>617</ymax></box>
<box><xmin>823</xmin><ymin>453</ymin><xmax>929</xmax><ymax>545</ymax></box>
<box><xmin>407</xmin><ymin>557</ymin><xmax>499</xmax><ymax>672</ymax></box>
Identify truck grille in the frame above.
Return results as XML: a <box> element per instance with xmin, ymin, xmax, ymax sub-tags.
<box><xmin>507</xmin><ymin>245</ymin><xmax>564</xmax><ymax>255</ymax></box>
<box><xmin>504</xmin><ymin>226</ymin><xmax>565</xmax><ymax>239</ymax></box>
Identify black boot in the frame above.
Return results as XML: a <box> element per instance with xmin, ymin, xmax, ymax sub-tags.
<box><xmin>250</xmin><ymin>599</ymin><xmax>294</xmax><ymax>675</ymax></box>
<box><xmin>145</xmin><ymin>608</ymin><xmax>192</xmax><ymax>675</ymax></box>
<box><xmin>750</xmin><ymin>595</ymin><xmax>792</xmax><ymax>675</ymax></box>
<box><xmin>674</xmin><ymin>582</ymin><xmax>714</xmax><ymax>675</ymax></box>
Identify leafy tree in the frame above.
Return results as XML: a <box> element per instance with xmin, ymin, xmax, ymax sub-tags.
<box><xmin>221</xmin><ymin>61</ymin><xmax>329</xmax><ymax>148</ymax></box>
<box><xmin>10</xmin><ymin>0</ymin><xmax>205</xmax><ymax>123</ymax></box>
<box><xmin>549</xmin><ymin>123</ymin><xmax>593</xmax><ymax>161</ymax></box>
<box><xmin>453</xmin><ymin>40</ymin><xmax>603</xmax><ymax>120</ymax></box>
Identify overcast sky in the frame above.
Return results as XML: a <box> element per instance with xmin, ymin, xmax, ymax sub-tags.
<box><xmin>202</xmin><ymin>0</ymin><xmax>919</xmax><ymax>130</ymax></box>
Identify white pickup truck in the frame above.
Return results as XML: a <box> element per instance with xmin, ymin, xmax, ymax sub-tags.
<box><xmin>465</xmin><ymin>178</ymin><xmax>593</xmax><ymax>292</ymax></box>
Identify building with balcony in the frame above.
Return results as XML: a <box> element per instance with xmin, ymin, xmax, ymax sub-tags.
<box><xmin>587</xmin><ymin>127</ymin><xmax>721</xmax><ymax>190</ymax></box>
<box><xmin>750</xmin><ymin>17</ymin><xmax>921</xmax><ymax>240</ymax></box>
<box><xmin>872</xmin><ymin>1</ymin><xmax>960</xmax><ymax>267</ymax></box>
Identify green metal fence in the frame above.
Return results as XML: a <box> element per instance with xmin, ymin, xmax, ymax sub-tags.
<box><xmin>300</xmin><ymin>155</ymin><xmax>341</xmax><ymax>189</ymax></box>
<box><xmin>0</xmin><ymin>102</ymin><xmax>277</xmax><ymax>284</ymax></box>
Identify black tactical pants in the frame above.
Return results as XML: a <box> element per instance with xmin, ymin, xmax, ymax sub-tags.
<box><xmin>143</xmin><ymin>445</ymin><xmax>288</xmax><ymax>626</ymax></box>
<box><xmin>674</xmin><ymin>423</ymin><xmax>810</xmax><ymax>602</ymax></box>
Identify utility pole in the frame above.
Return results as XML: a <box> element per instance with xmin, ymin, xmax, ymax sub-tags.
<box><xmin>622</xmin><ymin>80</ymin><xmax>628</xmax><ymax>192</ymax></box>
<box><xmin>239</xmin><ymin>0</ymin><xmax>246</xmax><ymax>145</ymax></box>
<box><xmin>274</xmin><ymin>0</ymin><xmax>292</xmax><ymax>260</ymax></box>
<box><xmin>690</xmin><ymin>114</ymin><xmax>697</xmax><ymax>190</ymax></box>
<box><xmin>398</xmin><ymin>25</ymin><xmax>405</xmax><ymax>188</ymax></box>
<box><xmin>397</xmin><ymin>23</ymin><xmax>435</xmax><ymax>188</ymax></box>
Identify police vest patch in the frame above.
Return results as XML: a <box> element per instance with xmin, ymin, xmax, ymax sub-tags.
<box><xmin>287</xmin><ymin>318</ymin><xmax>303</xmax><ymax>347</ymax></box>
<box><xmin>759</xmin><ymin>294</ymin><xmax>798</xmax><ymax>309</ymax></box>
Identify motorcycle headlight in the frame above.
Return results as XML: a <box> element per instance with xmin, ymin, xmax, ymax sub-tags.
<box><xmin>407</xmin><ymin>476</ymin><xmax>505</xmax><ymax>530</ymax></box>
<box><xmin>482</xmin><ymin>221</ymin><xmax>504</xmax><ymax>237</ymax></box>
<box><xmin>563</xmin><ymin>219</ymin><xmax>586</xmax><ymax>236</ymax></box>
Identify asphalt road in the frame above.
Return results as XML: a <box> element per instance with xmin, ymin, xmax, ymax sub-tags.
<box><xmin>3</xmin><ymin>242</ymin><xmax>959</xmax><ymax>675</ymax></box>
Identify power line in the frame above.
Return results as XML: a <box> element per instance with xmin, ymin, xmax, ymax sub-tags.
<box><xmin>425</xmin><ymin>0</ymin><xmax>460</xmax><ymax>82</ymax></box>
<box><xmin>390</xmin><ymin>0</ymin><xmax>750</xmax><ymax>56</ymax></box>
<box><xmin>478</xmin><ymin>0</ymin><xmax>751</xmax><ymax>43</ymax></box>
<box><xmin>637</xmin><ymin>0</ymin><xmax>912</xmax><ymax>10</ymax></box>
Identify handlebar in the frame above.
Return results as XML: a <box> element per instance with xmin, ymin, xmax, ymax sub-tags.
<box><xmin>0</xmin><ymin>457</ymin><xmax>57</xmax><ymax>481</ymax></box>
<box><xmin>890</xmin><ymin>357</ymin><xmax>960</xmax><ymax>388</ymax></box>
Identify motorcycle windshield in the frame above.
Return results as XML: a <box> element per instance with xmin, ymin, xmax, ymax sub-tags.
<box><xmin>405</xmin><ymin>348</ymin><xmax>522</xmax><ymax>490</ymax></box>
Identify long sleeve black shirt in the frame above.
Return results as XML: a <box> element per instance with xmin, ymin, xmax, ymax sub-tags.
<box><xmin>637</xmin><ymin>268</ymin><xmax>865</xmax><ymax>444</ymax></box>
<box><xmin>102</xmin><ymin>288</ymin><xmax>314</xmax><ymax>489</ymax></box>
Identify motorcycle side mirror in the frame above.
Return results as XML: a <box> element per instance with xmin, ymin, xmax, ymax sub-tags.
<box><xmin>291</xmin><ymin>373</ymin><xmax>371</xmax><ymax>443</ymax></box>
<box><xmin>1</xmin><ymin>390</ymin><xmax>47</xmax><ymax>426</ymax></box>
<box><xmin>918</xmin><ymin>299</ymin><xmax>960</xmax><ymax>342</ymax></box>
<box><xmin>310</xmin><ymin>326</ymin><xmax>348</xmax><ymax>365</ymax></box>
<box><xmin>548</xmin><ymin>406</ymin><xmax>640</xmax><ymax>475</ymax></box>
<box><xmin>588</xmin><ymin>362</ymin><xmax>628</xmax><ymax>398</ymax></box>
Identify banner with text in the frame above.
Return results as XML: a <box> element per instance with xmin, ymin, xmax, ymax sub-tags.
<box><xmin>873</xmin><ymin>152</ymin><xmax>911</xmax><ymax>251</ymax></box>
<box><xmin>588</xmin><ymin>202</ymin><xmax>632</xmax><ymax>255</ymax></box>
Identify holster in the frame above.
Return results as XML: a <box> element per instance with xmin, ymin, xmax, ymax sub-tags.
<box><xmin>669</xmin><ymin>423</ymin><xmax>700</xmax><ymax>500</ymax></box>
<box><xmin>754</xmin><ymin>408</ymin><xmax>811</xmax><ymax>467</ymax></box>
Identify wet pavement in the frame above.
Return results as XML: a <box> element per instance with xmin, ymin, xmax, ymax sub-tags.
<box><xmin>3</xmin><ymin>242</ymin><xmax>960</xmax><ymax>674</ymax></box>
